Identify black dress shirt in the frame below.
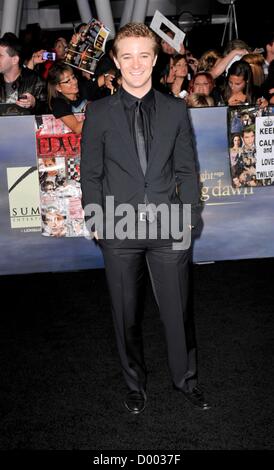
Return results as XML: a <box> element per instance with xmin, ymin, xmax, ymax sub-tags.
<box><xmin>120</xmin><ymin>86</ymin><xmax>156</xmax><ymax>159</ymax></box>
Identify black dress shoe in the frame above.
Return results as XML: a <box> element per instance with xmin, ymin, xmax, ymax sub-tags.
<box><xmin>123</xmin><ymin>391</ymin><xmax>147</xmax><ymax>414</ymax></box>
<box><xmin>174</xmin><ymin>385</ymin><xmax>211</xmax><ymax>410</ymax></box>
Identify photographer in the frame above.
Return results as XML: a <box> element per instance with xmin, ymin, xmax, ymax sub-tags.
<box><xmin>25</xmin><ymin>37</ymin><xmax>68</xmax><ymax>80</ymax></box>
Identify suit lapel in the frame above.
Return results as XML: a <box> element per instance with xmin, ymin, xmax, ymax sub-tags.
<box><xmin>147</xmin><ymin>91</ymin><xmax>169</xmax><ymax>172</ymax></box>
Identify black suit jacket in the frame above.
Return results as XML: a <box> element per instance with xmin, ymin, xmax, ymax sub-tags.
<box><xmin>80</xmin><ymin>87</ymin><xmax>200</xmax><ymax>234</ymax></box>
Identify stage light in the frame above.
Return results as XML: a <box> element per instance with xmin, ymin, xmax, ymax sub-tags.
<box><xmin>177</xmin><ymin>11</ymin><xmax>209</xmax><ymax>33</ymax></box>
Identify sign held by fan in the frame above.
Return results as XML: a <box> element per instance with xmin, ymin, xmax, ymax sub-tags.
<box><xmin>64</xmin><ymin>18</ymin><xmax>111</xmax><ymax>75</ymax></box>
<box><xmin>150</xmin><ymin>10</ymin><xmax>185</xmax><ymax>54</ymax></box>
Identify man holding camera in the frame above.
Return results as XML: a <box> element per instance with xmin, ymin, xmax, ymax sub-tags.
<box><xmin>0</xmin><ymin>34</ymin><xmax>47</xmax><ymax>114</ymax></box>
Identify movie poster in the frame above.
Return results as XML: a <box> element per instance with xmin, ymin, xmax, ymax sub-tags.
<box><xmin>64</xmin><ymin>18</ymin><xmax>110</xmax><ymax>75</ymax></box>
<box><xmin>35</xmin><ymin>114</ymin><xmax>89</xmax><ymax>237</ymax></box>
<box><xmin>227</xmin><ymin>105</ymin><xmax>274</xmax><ymax>188</ymax></box>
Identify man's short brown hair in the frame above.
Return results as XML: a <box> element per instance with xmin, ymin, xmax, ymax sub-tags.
<box><xmin>113</xmin><ymin>22</ymin><xmax>160</xmax><ymax>57</ymax></box>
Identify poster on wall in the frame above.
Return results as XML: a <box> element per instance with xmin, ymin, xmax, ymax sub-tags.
<box><xmin>35</xmin><ymin>114</ymin><xmax>89</xmax><ymax>237</ymax></box>
<box><xmin>64</xmin><ymin>18</ymin><xmax>110</xmax><ymax>75</ymax></box>
<box><xmin>227</xmin><ymin>105</ymin><xmax>274</xmax><ymax>188</ymax></box>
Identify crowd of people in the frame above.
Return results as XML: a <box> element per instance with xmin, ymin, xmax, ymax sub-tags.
<box><xmin>0</xmin><ymin>22</ymin><xmax>274</xmax><ymax>135</ymax></box>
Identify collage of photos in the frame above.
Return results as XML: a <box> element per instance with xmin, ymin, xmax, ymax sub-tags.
<box><xmin>228</xmin><ymin>105</ymin><xmax>274</xmax><ymax>188</ymax></box>
<box><xmin>64</xmin><ymin>18</ymin><xmax>110</xmax><ymax>75</ymax></box>
<box><xmin>36</xmin><ymin>115</ymin><xmax>89</xmax><ymax>238</ymax></box>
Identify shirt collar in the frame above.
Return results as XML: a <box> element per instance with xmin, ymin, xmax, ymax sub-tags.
<box><xmin>120</xmin><ymin>86</ymin><xmax>155</xmax><ymax>110</ymax></box>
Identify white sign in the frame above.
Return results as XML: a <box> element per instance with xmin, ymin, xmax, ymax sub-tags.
<box><xmin>150</xmin><ymin>10</ymin><xmax>185</xmax><ymax>54</ymax></box>
<box><xmin>255</xmin><ymin>115</ymin><xmax>274</xmax><ymax>179</ymax></box>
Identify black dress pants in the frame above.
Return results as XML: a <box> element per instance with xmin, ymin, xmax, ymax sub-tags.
<box><xmin>100</xmin><ymin>237</ymin><xmax>197</xmax><ymax>393</ymax></box>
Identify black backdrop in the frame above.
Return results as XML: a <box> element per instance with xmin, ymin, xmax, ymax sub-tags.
<box><xmin>175</xmin><ymin>0</ymin><xmax>274</xmax><ymax>54</ymax></box>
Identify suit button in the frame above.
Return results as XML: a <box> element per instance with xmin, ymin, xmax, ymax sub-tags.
<box><xmin>144</xmin><ymin>182</ymin><xmax>148</xmax><ymax>188</ymax></box>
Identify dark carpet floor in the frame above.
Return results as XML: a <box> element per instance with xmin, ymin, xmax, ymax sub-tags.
<box><xmin>0</xmin><ymin>257</ymin><xmax>273</xmax><ymax>451</ymax></box>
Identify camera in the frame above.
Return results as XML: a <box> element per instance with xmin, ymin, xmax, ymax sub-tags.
<box><xmin>42</xmin><ymin>51</ymin><xmax>56</xmax><ymax>61</ymax></box>
<box><xmin>178</xmin><ymin>90</ymin><xmax>188</xmax><ymax>99</ymax></box>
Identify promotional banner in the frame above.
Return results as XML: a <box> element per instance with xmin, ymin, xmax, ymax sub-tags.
<box><xmin>227</xmin><ymin>105</ymin><xmax>274</xmax><ymax>188</ymax></box>
<box><xmin>255</xmin><ymin>114</ymin><xmax>274</xmax><ymax>179</ymax></box>
<box><xmin>7</xmin><ymin>166</ymin><xmax>41</xmax><ymax>229</ymax></box>
<box><xmin>190</xmin><ymin>106</ymin><xmax>274</xmax><ymax>263</ymax></box>
<box><xmin>36</xmin><ymin>114</ymin><xmax>88</xmax><ymax>237</ymax></box>
<box><xmin>0</xmin><ymin>115</ymin><xmax>103</xmax><ymax>275</ymax></box>
<box><xmin>1</xmin><ymin>108</ymin><xmax>274</xmax><ymax>275</ymax></box>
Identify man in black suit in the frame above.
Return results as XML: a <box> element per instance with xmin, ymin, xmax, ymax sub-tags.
<box><xmin>81</xmin><ymin>23</ymin><xmax>210</xmax><ymax>414</ymax></box>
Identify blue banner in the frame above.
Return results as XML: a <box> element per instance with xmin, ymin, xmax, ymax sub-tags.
<box><xmin>0</xmin><ymin>107</ymin><xmax>274</xmax><ymax>275</ymax></box>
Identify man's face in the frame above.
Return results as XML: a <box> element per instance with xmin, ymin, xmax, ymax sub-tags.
<box><xmin>243</xmin><ymin>131</ymin><xmax>255</xmax><ymax>149</ymax></box>
<box><xmin>113</xmin><ymin>36</ymin><xmax>157</xmax><ymax>97</ymax></box>
<box><xmin>0</xmin><ymin>46</ymin><xmax>16</xmax><ymax>75</ymax></box>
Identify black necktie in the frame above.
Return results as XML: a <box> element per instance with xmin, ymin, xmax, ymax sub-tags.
<box><xmin>134</xmin><ymin>100</ymin><xmax>156</xmax><ymax>222</ymax></box>
<box><xmin>134</xmin><ymin>100</ymin><xmax>147</xmax><ymax>175</ymax></box>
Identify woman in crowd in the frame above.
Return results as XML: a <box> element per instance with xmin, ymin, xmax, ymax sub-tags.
<box><xmin>47</xmin><ymin>63</ymin><xmax>89</xmax><ymax>133</ymax></box>
<box><xmin>242</xmin><ymin>53</ymin><xmax>265</xmax><ymax>88</ymax></box>
<box><xmin>25</xmin><ymin>36</ymin><xmax>68</xmax><ymax>79</ymax></box>
<box><xmin>222</xmin><ymin>60</ymin><xmax>255</xmax><ymax>106</ymax></box>
<box><xmin>54</xmin><ymin>37</ymin><xmax>68</xmax><ymax>60</ymax></box>
<box><xmin>188</xmin><ymin>71</ymin><xmax>222</xmax><ymax>106</ymax></box>
<box><xmin>168</xmin><ymin>54</ymin><xmax>190</xmax><ymax>98</ymax></box>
